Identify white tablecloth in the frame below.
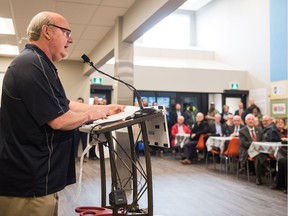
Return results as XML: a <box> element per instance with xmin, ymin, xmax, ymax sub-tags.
<box><xmin>174</xmin><ymin>134</ymin><xmax>190</xmax><ymax>148</ymax></box>
<box><xmin>248</xmin><ymin>142</ymin><xmax>287</xmax><ymax>158</ymax></box>
<box><xmin>206</xmin><ymin>136</ymin><xmax>237</xmax><ymax>153</ymax></box>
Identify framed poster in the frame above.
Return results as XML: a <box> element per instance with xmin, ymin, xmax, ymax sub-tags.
<box><xmin>271</xmin><ymin>99</ymin><xmax>288</xmax><ymax>118</ymax></box>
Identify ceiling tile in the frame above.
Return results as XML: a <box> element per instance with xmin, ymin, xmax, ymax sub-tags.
<box><xmin>81</xmin><ymin>25</ymin><xmax>110</xmax><ymax>40</ymax></box>
<box><xmin>90</xmin><ymin>6</ymin><xmax>127</xmax><ymax>26</ymax></box>
<box><xmin>55</xmin><ymin>1</ymin><xmax>97</xmax><ymax>25</ymax></box>
<box><xmin>57</xmin><ymin>0</ymin><xmax>102</xmax><ymax>5</ymax></box>
<box><xmin>74</xmin><ymin>39</ymin><xmax>100</xmax><ymax>51</ymax></box>
<box><xmin>101</xmin><ymin>0</ymin><xmax>136</xmax><ymax>8</ymax></box>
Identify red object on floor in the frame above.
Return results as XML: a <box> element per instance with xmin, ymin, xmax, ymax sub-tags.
<box><xmin>75</xmin><ymin>206</ymin><xmax>124</xmax><ymax>216</ymax></box>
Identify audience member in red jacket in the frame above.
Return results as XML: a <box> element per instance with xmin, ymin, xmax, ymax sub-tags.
<box><xmin>170</xmin><ymin>115</ymin><xmax>190</xmax><ymax>148</ymax></box>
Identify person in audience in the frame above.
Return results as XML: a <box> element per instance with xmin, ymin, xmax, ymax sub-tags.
<box><xmin>73</xmin><ymin>97</ymin><xmax>88</xmax><ymax>162</ymax></box>
<box><xmin>168</xmin><ymin>103</ymin><xmax>183</xmax><ymax>143</ymax></box>
<box><xmin>275</xmin><ymin>118</ymin><xmax>288</xmax><ymax>141</ymax></box>
<box><xmin>234</xmin><ymin>102</ymin><xmax>245</xmax><ymax>118</ymax></box>
<box><xmin>225</xmin><ymin>114</ymin><xmax>234</xmax><ymax>126</ymax></box>
<box><xmin>270</xmin><ymin>118</ymin><xmax>287</xmax><ymax>193</ymax></box>
<box><xmin>169</xmin><ymin>103</ymin><xmax>183</xmax><ymax>127</ymax></box>
<box><xmin>239</xmin><ymin>114</ymin><xmax>266</xmax><ymax>185</ymax></box>
<box><xmin>252</xmin><ymin>105</ymin><xmax>262</xmax><ymax>122</ymax></box>
<box><xmin>102</xmin><ymin>98</ymin><xmax>107</xmax><ymax>105</ymax></box>
<box><xmin>204</xmin><ymin>113</ymin><xmax>227</xmax><ymax>159</ymax></box>
<box><xmin>242</xmin><ymin>98</ymin><xmax>262</xmax><ymax>122</ymax></box>
<box><xmin>228</xmin><ymin>115</ymin><xmax>244</xmax><ymax>137</ymax></box>
<box><xmin>205</xmin><ymin>102</ymin><xmax>220</xmax><ymax>126</ymax></box>
<box><xmin>262</xmin><ymin>115</ymin><xmax>281</xmax><ymax>142</ymax></box>
<box><xmin>152</xmin><ymin>101</ymin><xmax>158</xmax><ymax>106</ymax></box>
<box><xmin>183</xmin><ymin>103</ymin><xmax>198</xmax><ymax>129</ymax></box>
<box><xmin>141</xmin><ymin>98</ymin><xmax>148</xmax><ymax>107</ymax></box>
<box><xmin>93</xmin><ymin>96</ymin><xmax>101</xmax><ymax>105</ymax></box>
<box><xmin>221</xmin><ymin>104</ymin><xmax>232</xmax><ymax>123</ymax></box>
<box><xmin>181</xmin><ymin>112</ymin><xmax>209</xmax><ymax>165</ymax></box>
<box><xmin>254</xmin><ymin>116</ymin><xmax>263</xmax><ymax>129</ymax></box>
<box><xmin>170</xmin><ymin>115</ymin><xmax>190</xmax><ymax>155</ymax></box>
<box><xmin>207</xmin><ymin>113</ymin><xmax>227</xmax><ymax>137</ymax></box>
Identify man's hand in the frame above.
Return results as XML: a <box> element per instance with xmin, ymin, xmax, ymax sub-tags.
<box><xmin>105</xmin><ymin>104</ymin><xmax>125</xmax><ymax>116</ymax></box>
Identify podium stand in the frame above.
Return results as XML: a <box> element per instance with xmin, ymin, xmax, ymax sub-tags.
<box><xmin>79</xmin><ymin>111</ymin><xmax>165</xmax><ymax>216</ymax></box>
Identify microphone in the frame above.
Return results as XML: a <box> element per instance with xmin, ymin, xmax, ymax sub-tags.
<box><xmin>81</xmin><ymin>54</ymin><xmax>158</xmax><ymax>118</ymax></box>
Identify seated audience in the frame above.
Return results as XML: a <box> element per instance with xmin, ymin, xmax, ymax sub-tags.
<box><xmin>181</xmin><ymin>112</ymin><xmax>209</xmax><ymax>165</ymax></box>
<box><xmin>169</xmin><ymin>103</ymin><xmax>183</xmax><ymax>142</ymax></box>
<box><xmin>276</xmin><ymin>118</ymin><xmax>288</xmax><ymax>141</ymax></box>
<box><xmin>239</xmin><ymin>114</ymin><xmax>267</xmax><ymax>185</ymax></box>
<box><xmin>204</xmin><ymin>113</ymin><xmax>227</xmax><ymax>160</ymax></box>
<box><xmin>270</xmin><ymin>118</ymin><xmax>288</xmax><ymax>193</ymax></box>
<box><xmin>207</xmin><ymin>113</ymin><xmax>227</xmax><ymax>136</ymax></box>
<box><xmin>228</xmin><ymin>115</ymin><xmax>245</xmax><ymax>137</ymax></box>
<box><xmin>262</xmin><ymin>115</ymin><xmax>281</xmax><ymax>142</ymax></box>
<box><xmin>254</xmin><ymin>116</ymin><xmax>263</xmax><ymax>129</ymax></box>
<box><xmin>170</xmin><ymin>115</ymin><xmax>191</xmax><ymax>149</ymax></box>
<box><xmin>225</xmin><ymin>114</ymin><xmax>234</xmax><ymax>126</ymax></box>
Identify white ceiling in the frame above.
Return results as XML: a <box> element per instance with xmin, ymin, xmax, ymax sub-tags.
<box><xmin>0</xmin><ymin>0</ymin><xmax>212</xmax><ymax>62</ymax></box>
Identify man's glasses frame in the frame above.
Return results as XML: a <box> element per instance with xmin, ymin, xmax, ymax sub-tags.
<box><xmin>47</xmin><ymin>24</ymin><xmax>72</xmax><ymax>38</ymax></box>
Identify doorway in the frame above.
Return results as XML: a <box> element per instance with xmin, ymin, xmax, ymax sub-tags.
<box><xmin>222</xmin><ymin>90</ymin><xmax>249</xmax><ymax>114</ymax></box>
<box><xmin>90</xmin><ymin>84</ymin><xmax>113</xmax><ymax>104</ymax></box>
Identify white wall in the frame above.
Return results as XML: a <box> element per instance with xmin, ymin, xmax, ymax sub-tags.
<box><xmin>196</xmin><ymin>0</ymin><xmax>270</xmax><ymax>89</ymax></box>
<box><xmin>98</xmin><ymin>63</ymin><xmax>247</xmax><ymax>93</ymax></box>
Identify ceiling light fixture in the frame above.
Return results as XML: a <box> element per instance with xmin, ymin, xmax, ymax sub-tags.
<box><xmin>0</xmin><ymin>45</ymin><xmax>19</xmax><ymax>55</ymax></box>
<box><xmin>0</xmin><ymin>17</ymin><xmax>15</xmax><ymax>35</ymax></box>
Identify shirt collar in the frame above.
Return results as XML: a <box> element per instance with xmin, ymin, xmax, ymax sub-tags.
<box><xmin>25</xmin><ymin>44</ymin><xmax>57</xmax><ymax>73</ymax></box>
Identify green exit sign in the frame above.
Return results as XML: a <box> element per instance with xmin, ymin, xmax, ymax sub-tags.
<box><xmin>92</xmin><ymin>77</ymin><xmax>102</xmax><ymax>84</ymax></box>
<box><xmin>230</xmin><ymin>82</ymin><xmax>239</xmax><ymax>89</ymax></box>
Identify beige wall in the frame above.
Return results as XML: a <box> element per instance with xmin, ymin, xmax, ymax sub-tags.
<box><xmin>55</xmin><ymin>60</ymin><xmax>90</xmax><ymax>103</ymax></box>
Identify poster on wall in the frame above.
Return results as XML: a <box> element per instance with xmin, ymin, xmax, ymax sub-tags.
<box><xmin>272</xmin><ymin>103</ymin><xmax>286</xmax><ymax>114</ymax></box>
<box><xmin>270</xmin><ymin>80</ymin><xmax>288</xmax><ymax>100</ymax></box>
<box><xmin>271</xmin><ymin>99</ymin><xmax>288</xmax><ymax>118</ymax></box>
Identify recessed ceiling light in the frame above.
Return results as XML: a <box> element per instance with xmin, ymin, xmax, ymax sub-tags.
<box><xmin>0</xmin><ymin>17</ymin><xmax>15</xmax><ymax>35</ymax></box>
<box><xmin>0</xmin><ymin>45</ymin><xmax>19</xmax><ymax>55</ymax></box>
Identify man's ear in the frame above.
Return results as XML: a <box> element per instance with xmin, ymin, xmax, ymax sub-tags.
<box><xmin>42</xmin><ymin>25</ymin><xmax>51</xmax><ymax>40</ymax></box>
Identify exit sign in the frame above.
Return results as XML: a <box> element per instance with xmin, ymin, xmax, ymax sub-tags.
<box><xmin>92</xmin><ymin>77</ymin><xmax>102</xmax><ymax>84</ymax></box>
<box><xmin>230</xmin><ymin>82</ymin><xmax>239</xmax><ymax>89</ymax></box>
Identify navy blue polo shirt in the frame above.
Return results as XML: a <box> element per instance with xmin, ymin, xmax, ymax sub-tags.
<box><xmin>0</xmin><ymin>44</ymin><xmax>76</xmax><ymax>197</ymax></box>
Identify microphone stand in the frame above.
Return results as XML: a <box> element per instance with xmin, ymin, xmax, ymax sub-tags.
<box><xmin>82</xmin><ymin>54</ymin><xmax>157</xmax><ymax>118</ymax></box>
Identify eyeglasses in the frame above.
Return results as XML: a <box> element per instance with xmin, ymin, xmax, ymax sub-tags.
<box><xmin>47</xmin><ymin>24</ymin><xmax>72</xmax><ymax>38</ymax></box>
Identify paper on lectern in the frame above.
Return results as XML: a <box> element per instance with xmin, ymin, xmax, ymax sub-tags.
<box><xmin>93</xmin><ymin>105</ymin><xmax>140</xmax><ymax>125</ymax></box>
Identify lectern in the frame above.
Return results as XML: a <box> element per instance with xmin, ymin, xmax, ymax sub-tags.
<box><xmin>78</xmin><ymin>108</ymin><xmax>169</xmax><ymax>216</ymax></box>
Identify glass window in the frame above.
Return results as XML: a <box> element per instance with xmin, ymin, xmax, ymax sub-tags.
<box><xmin>135</xmin><ymin>13</ymin><xmax>191</xmax><ymax>48</ymax></box>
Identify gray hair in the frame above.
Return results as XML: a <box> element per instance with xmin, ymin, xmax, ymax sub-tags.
<box><xmin>27</xmin><ymin>12</ymin><xmax>53</xmax><ymax>41</ymax></box>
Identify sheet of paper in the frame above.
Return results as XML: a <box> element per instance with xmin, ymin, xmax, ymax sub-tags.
<box><xmin>93</xmin><ymin>105</ymin><xmax>140</xmax><ymax>125</ymax></box>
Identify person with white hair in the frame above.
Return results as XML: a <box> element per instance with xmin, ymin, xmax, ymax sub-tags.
<box><xmin>0</xmin><ymin>11</ymin><xmax>124</xmax><ymax>216</ymax></box>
